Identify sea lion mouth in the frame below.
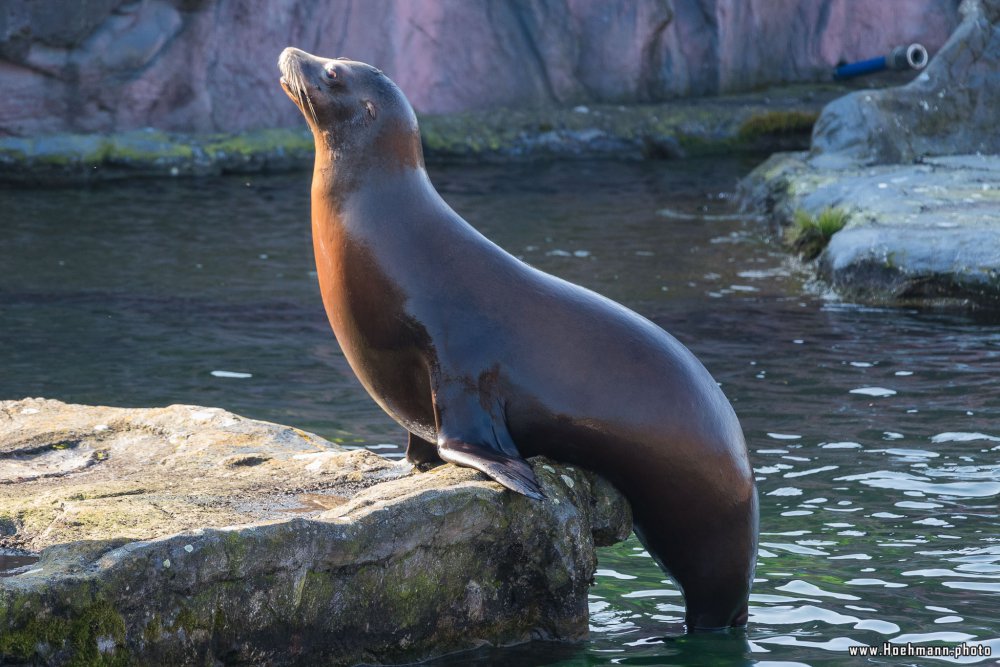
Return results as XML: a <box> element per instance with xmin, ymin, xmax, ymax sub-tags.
<box><xmin>278</xmin><ymin>47</ymin><xmax>319</xmax><ymax>125</ymax></box>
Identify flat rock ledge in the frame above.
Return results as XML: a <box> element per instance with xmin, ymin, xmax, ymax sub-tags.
<box><xmin>0</xmin><ymin>398</ymin><xmax>631</xmax><ymax>666</ymax></box>
<box><xmin>0</xmin><ymin>83</ymin><xmax>850</xmax><ymax>186</ymax></box>
<box><xmin>743</xmin><ymin>152</ymin><xmax>1000</xmax><ymax>308</ymax></box>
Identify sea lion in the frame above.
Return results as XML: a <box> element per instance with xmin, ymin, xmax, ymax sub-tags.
<box><xmin>278</xmin><ymin>47</ymin><xmax>758</xmax><ymax>631</ymax></box>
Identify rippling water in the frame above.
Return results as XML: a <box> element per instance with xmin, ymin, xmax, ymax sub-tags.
<box><xmin>2</xmin><ymin>158</ymin><xmax>998</xmax><ymax>665</ymax></box>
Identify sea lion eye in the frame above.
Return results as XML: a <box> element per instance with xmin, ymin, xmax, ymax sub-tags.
<box><xmin>323</xmin><ymin>64</ymin><xmax>338</xmax><ymax>81</ymax></box>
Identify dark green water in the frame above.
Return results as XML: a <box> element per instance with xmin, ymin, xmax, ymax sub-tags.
<box><xmin>2</xmin><ymin>158</ymin><xmax>998</xmax><ymax>666</ymax></box>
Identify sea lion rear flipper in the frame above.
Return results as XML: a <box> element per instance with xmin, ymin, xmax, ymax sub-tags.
<box><xmin>437</xmin><ymin>438</ymin><xmax>545</xmax><ymax>500</ymax></box>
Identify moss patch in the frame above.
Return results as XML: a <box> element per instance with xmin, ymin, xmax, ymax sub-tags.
<box><xmin>142</xmin><ymin>615</ymin><xmax>162</xmax><ymax>644</ymax></box>
<box><xmin>0</xmin><ymin>596</ymin><xmax>128</xmax><ymax>666</ymax></box>
<box><xmin>738</xmin><ymin>110</ymin><xmax>819</xmax><ymax>141</ymax></box>
<box><xmin>106</xmin><ymin>130</ymin><xmax>194</xmax><ymax>162</ymax></box>
<box><xmin>785</xmin><ymin>207</ymin><xmax>849</xmax><ymax>259</ymax></box>
<box><xmin>171</xmin><ymin>606</ymin><xmax>199</xmax><ymax>634</ymax></box>
<box><xmin>203</xmin><ymin>128</ymin><xmax>313</xmax><ymax>157</ymax></box>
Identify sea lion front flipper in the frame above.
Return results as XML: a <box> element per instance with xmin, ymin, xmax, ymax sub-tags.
<box><xmin>437</xmin><ymin>437</ymin><xmax>545</xmax><ymax>500</ymax></box>
<box><xmin>431</xmin><ymin>382</ymin><xmax>544</xmax><ymax>499</ymax></box>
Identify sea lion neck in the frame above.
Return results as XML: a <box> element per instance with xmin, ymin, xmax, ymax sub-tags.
<box><xmin>311</xmin><ymin>156</ymin><xmax>433</xmax><ymax>222</ymax></box>
<box><xmin>311</xmin><ymin>115</ymin><xmax>426</xmax><ymax>206</ymax></box>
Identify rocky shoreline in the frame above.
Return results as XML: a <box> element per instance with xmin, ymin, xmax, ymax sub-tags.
<box><xmin>0</xmin><ymin>83</ymin><xmax>846</xmax><ymax>186</ymax></box>
<box><xmin>740</xmin><ymin>0</ymin><xmax>1000</xmax><ymax>309</ymax></box>
<box><xmin>743</xmin><ymin>152</ymin><xmax>1000</xmax><ymax>308</ymax></box>
<box><xmin>0</xmin><ymin>399</ymin><xmax>630</xmax><ymax>666</ymax></box>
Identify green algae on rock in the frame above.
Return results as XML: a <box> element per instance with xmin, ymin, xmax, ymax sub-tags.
<box><xmin>0</xmin><ymin>399</ymin><xmax>630</xmax><ymax>666</ymax></box>
<box><xmin>0</xmin><ymin>128</ymin><xmax>315</xmax><ymax>185</ymax></box>
<box><xmin>418</xmin><ymin>84</ymin><xmax>840</xmax><ymax>162</ymax></box>
<box><xmin>0</xmin><ymin>84</ymin><xmax>847</xmax><ymax>186</ymax></box>
<box><xmin>736</xmin><ymin>110</ymin><xmax>820</xmax><ymax>154</ymax></box>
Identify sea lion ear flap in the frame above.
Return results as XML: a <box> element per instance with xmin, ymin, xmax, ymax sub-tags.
<box><xmin>363</xmin><ymin>100</ymin><xmax>377</xmax><ymax>121</ymax></box>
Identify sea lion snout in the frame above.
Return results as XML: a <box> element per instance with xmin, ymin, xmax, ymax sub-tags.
<box><xmin>278</xmin><ymin>46</ymin><xmax>312</xmax><ymax>71</ymax></box>
<box><xmin>278</xmin><ymin>47</ymin><xmax>312</xmax><ymax>90</ymax></box>
<box><xmin>279</xmin><ymin>47</ymin><xmax>337</xmax><ymax>126</ymax></box>
<box><xmin>278</xmin><ymin>47</ymin><xmax>297</xmax><ymax>74</ymax></box>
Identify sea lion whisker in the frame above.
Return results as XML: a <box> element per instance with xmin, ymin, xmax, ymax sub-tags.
<box><xmin>286</xmin><ymin>71</ymin><xmax>306</xmax><ymax>119</ymax></box>
<box><xmin>295</xmin><ymin>71</ymin><xmax>319</xmax><ymax>126</ymax></box>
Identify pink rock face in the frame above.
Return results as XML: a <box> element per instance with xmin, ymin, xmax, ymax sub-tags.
<box><xmin>0</xmin><ymin>0</ymin><xmax>959</xmax><ymax>136</ymax></box>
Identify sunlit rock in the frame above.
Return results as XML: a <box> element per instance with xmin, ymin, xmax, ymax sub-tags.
<box><xmin>744</xmin><ymin>152</ymin><xmax>1000</xmax><ymax>306</ymax></box>
<box><xmin>0</xmin><ymin>398</ymin><xmax>630</xmax><ymax>665</ymax></box>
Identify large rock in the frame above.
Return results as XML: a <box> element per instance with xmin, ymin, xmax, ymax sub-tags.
<box><xmin>744</xmin><ymin>152</ymin><xmax>1000</xmax><ymax>306</ymax></box>
<box><xmin>812</xmin><ymin>0</ymin><xmax>1000</xmax><ymax>163</ymax></box>
<box><xmin>742</xmin><ymin>0</ymin><xmax>1000</xmax><ymax>307</ymax></box>
<box><xmin>0</xmin><ymin>0</ymin><xmax>957</xmax><ymax>135</ymax></box>
<box><xmin>0</xmin><ymin>398</ymin><xmax>630</xmax><ymax>666</ymax></box>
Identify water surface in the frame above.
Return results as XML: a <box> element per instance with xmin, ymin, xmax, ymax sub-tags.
<box><xmin>2</xmin><ymin>158</ymin><xmax>998</xmax><ymax>665</ymax></box>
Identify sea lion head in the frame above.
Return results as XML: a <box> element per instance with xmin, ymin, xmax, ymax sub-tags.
<box><xmin>278</xmin><ymin>47</ymin><xmax>423</xmax><ymax>175</ymax></box>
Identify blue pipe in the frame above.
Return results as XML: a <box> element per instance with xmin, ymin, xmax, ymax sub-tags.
<box><xmin>833</xmin><ymin>44</ymin><xmax>929</xmax><ymax>80</ymax></box>
<box><xmin>834</xmin><ymin>56</ymin><xmax>888</xmax><ymax>80</ymax></box>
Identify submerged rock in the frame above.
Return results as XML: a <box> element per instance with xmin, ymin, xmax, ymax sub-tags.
<box><xmin>0</xmin><ymin>398</ymin><xmax>630</xmax><ymax>666</ymax></box>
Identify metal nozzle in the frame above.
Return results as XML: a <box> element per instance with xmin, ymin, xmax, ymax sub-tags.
<box><xmin>888</xmin><ymin>43</ymin><xmax>928</xmax><ymax>71</ymax></box>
